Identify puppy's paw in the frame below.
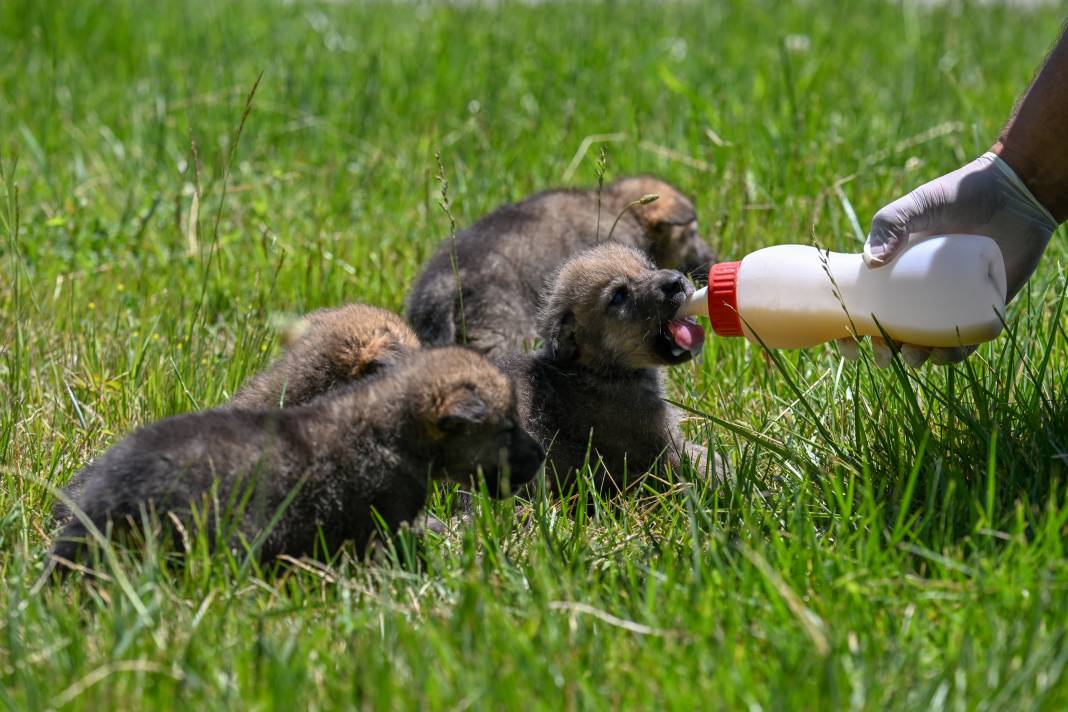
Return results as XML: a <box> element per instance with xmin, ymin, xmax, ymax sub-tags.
<box><xmin>682</xmin><ymin>441</ymin><xmax>730</xmax><ymax>487</ymax></box>
<box><xmin>409</xmin><ymin>511</ymin><xmax>449</xmax><ymax>537</ymax></box>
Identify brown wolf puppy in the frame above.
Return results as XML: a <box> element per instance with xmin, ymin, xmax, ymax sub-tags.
<box><xmin>494</xmin><ymin>243</ymin><xmax>715</xmax><ymax>496</ymax></box>
<box><xmin>229</xmin><ymin>304</ymin><xmax>420</xmax><ymax>409</ymax></box>
<box><xmin>50</xmin><ymin>348</ymin><xmax>544</xmax><ymax>570</ymax></box>
<box><xmin>406</xmin><ymin>176</ymin><xmax>717</xmax><ymax>357</ymax></box>
<box><xmin>52</xmin><ymin>304</ymin><xmax>422</xmax><ymax>529</ymax></box>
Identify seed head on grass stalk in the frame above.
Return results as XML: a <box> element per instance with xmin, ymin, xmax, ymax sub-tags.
<box><xmin>0</xmin><ymin>151</ymin><xmax>24</xmax><ymax>433</ymax></box>
<box><xmin>188</xmin><ymin>71</ymin><xmax>263</xmax><ymax>344</ymax></box>
<box><xmin>435</xmin><ymin>151</ymin><xmax>467</xmax><ymax>345</ymax></box>
<box><xmin>594</xmin><ymin>144</ymin><xmax>608</xmax><ymax>241</ymax></box>
<box><xmin>605</xmin><ymin>193</ymin><xmax>658</xmax><ymax>243</ymax></box>
<box><xmin>182</xmin><ymin>137</ymin><xmax>203</xmax><ymax>257</ymax></box>
<box><xmin>817</xmin><ymin>244</ymin><xmax>863</xmax><ymax>360</ymax></box>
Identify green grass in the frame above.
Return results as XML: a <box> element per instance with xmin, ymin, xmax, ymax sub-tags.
<box><xmin>2</xmin><ymin>0</ymin><xmax>1067</xmax><ymax>708</ymax></box>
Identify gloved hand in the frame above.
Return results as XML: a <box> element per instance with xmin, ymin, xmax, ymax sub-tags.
<box><xmin>839</xmin><ymin>152</ymin><xmax>1058</xmax><ymax>367</ymax></box>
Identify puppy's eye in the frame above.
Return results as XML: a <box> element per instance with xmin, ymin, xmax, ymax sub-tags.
<box><xmin>608</xmin><ymin>286</ymin><xmax>629</xmax><ymax>307</ymax></box>
<box><xmin>499</xmin><ymin>419</ymin><xmax>516</xmax><ymax>434</ymax></box>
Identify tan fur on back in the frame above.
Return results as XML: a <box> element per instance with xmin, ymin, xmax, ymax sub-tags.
<box><xmin>229</xmin><ymin>303</ymin><xmax>421</xmax><ymax>410</ymax></box>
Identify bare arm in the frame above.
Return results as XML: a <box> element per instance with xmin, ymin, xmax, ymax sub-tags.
<box><xmin>993</xmin><ymin>26</ymin><xmax>1068</xmax><ymax>223</ymax></box>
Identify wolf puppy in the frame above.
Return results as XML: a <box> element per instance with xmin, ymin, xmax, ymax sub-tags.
<box><xmin>51</xmin><ymin>348</ymin><xmax>543</xmax><ymax>570</ymax></box>
<box><xmin>52</xmin><ymin>304</ymin><xmax>421</xmax><ymax>529</ymax></box>
<box><xmin>406</xmin><ymin>176</ymin><xmax>717</xmax><ymax>356</ymax></box>
<box><xmin>230</xmin><ymin>303</ymin><xmax>420</xmax><ymax>409</ymax></box>
<box><xmin>496</xmin><ymin>243</ymin><xmax>715</xmax><ymax>496</ymax></box>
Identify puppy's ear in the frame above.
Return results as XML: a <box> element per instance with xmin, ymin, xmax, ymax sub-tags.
<box><xmin>549</xmin><ymin>311</ymin><xmax>579</xmax><ymax>362</ymax></box>
<box><xmin>436</xmin><ymin>387</ymin><xmax>488</xmax><ymax>434</ymax></box>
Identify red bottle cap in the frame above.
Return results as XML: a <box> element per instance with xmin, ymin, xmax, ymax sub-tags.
<box><xmin>708</xmin><ymin>261</ymin><xmax>743</xmax><ymax>337</ymax></box>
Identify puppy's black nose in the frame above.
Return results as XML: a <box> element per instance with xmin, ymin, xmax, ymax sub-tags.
<box><xmin>658</xmin><ymin>272</ymin><xmax>686</xmax><ymax>299</ymax></box>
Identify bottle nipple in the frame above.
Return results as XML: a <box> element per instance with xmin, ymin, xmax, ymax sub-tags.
<box><xmin>676</xmin><ymin>287</ymin><xmax>707</xmax><ymax>318</ymax></box>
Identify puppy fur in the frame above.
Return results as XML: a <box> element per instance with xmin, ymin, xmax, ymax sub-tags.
<box><xmin>50</xmin><ymin>348</ymin><xmax>544</xmax><ymax>569</ymax></box>
<box><xmin>51</xmin><ymin>303</ymin><xmax>422</xmax><ymax>529</ymax></box>
<box><xmin>229</xmin><ymin>303</ymin><xmax>421</xmax><ymax>409</ymax></box>
<box><xmin>405</xmin><ymin>176</ymin><xmax>717</xmax><ymax>357</ymax></box>
<box><xmin>494</xmin><ymin>243</ymin><xmax>716</xmax><ymax>496</ymax></box>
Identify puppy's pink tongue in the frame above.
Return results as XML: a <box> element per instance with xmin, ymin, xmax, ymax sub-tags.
<box><xmin>667</xmin><ymin>318</ymin><xmax>705</xmax><ymax>352</ymax></box>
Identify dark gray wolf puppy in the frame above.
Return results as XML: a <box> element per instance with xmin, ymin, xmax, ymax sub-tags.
<box><xmin>52</xmin><ymin>304</ymin><xmax>422</xmax><ymax>529</ymax></box>
<box><xmin>229</xmin><ymin>303</ymin><xmax>420</xmax><ymax>409</ymax></box>
<box><xmin>50</xmin><ymin>348</ymin><xmax>543</xmax><ymax>570</ymax></box>
<box><xmin>406</xmin><ymin>176</ymin><xmax>717</xmax><ymax>357</ymax></box>
<box><xmin>495</xmin><ymin>243</ymin><xmax>715</xmax><ymax>496</ymax></box>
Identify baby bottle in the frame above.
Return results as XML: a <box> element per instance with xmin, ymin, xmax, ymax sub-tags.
<box><xmin>676</xmin><ymin>235</ymin><xmax>1007</xmax><ymax>349</ymax></box>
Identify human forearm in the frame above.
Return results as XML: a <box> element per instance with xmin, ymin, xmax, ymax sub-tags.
<box><xmin>992</xmin><ymin>26</ymin><xmax>1068</xmax><ymax>223</ymax></box>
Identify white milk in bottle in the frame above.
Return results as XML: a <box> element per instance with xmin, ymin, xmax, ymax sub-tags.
<box><xmin>675</xmin><ymin>235</ymin><xmax>1007</xmax><ymax>349</ymax></box>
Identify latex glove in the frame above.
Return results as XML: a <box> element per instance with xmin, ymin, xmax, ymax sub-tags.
<box><xmin>839</xmin><ymin>152</ymin><xmax>1058</xmax><ymax>367</ymax></box>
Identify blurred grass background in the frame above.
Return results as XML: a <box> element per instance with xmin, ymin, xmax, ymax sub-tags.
<box><xmin>1</xmin><ymin>0</ymin><xmax>1067</xmax><ymax>708</ymax></box>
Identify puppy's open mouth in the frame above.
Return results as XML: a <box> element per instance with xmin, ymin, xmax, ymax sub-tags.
<box><xmin>655</xmin><ymin>317</ymin><xmax>705</xmax><ymax>363</ymax></box>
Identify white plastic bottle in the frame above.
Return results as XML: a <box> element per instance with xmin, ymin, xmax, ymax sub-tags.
<box><xmin>675</xmin><ymin>235</ymin><xmax>1007</xmax><ymax>349</ymax></box>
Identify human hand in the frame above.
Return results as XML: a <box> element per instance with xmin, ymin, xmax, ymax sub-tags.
<box><xmin>839</xmin><ymin>152</ymin><xmax>1058</xmax><ymax>367</ymax></box>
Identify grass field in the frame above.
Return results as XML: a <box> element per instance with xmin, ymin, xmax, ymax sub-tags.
<box><xmin>2</xmin><ymin>0</ymin><xmax>1068</xmax><ymax>708</ymax></box>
